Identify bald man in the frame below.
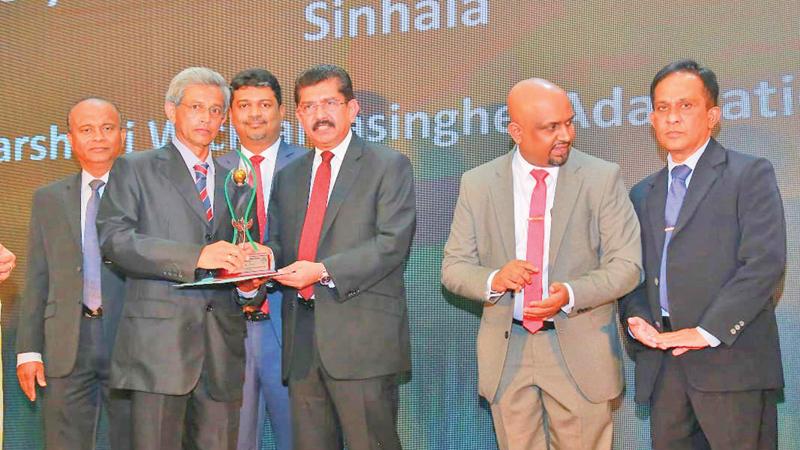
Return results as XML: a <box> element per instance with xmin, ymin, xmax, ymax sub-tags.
<box><xmin>442</xmin><ymin>79</ymin><xmax>642</xmax><ymax>449</ymax></box>
<box><xmin>16</xmin><ymin>98</ymin><xmax>130</xmax><ymax>449</ymax></box>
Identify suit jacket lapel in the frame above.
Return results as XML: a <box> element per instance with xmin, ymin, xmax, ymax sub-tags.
<box><xmin>673</xmin><ymin>139</ymin><xmax>725</xmax><ymax>235</ymax></box>
<box><xmin>212</xmin><ymin>157</ymin><xmax>231</xmax><ymax>235</ymax></box>
<box><xmin>157</xmin><ymin>144</ymin><xmax>211</xmax><ymax>226</ymax></box>
<box><xmin>645</xmin><ymin>168</ymin><xmax>668</xmax><ymax>258</ymax></box>
<box><xmin>549</xmin><ymin>155</ymin><xmax>583</xmax><ymax>268</ymax></box>
<box><xmin>276</xmin><ymin>140</ymin><xmax>299</xmax><ymax>172</ymax></box>
<box><xmin>292</xmin><ymin>152</ymin><xmax>315</xmax><ymax>255</ymax></box>
<box><xmin>488</xmin><ymin>153</ymin><xmax>515</xmax><ymax>261</ymax></box>
<box><xmin>319</xmin><ymin>137</ymin><xmax>363</xmax><ymax>242</ymax></box>
<box><xmin>63</xmin><ymin>174</ymin><xmax>82</xmax><ymax>249</ymax></box>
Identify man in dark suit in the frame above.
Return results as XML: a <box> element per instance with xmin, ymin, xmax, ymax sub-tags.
<box><xmin>16</xmin><ymin>98</ymin><xmax>131</xmax><ymax>449</ymax></box>
<box><xmin>219</xmin><ymin>68</ymin><xmax>306</xmax><ymax>450</ymax></box>
<box><xmin>621</xmin><ymin>60</ymin><xmax>786</xmax><ymax>450</ymax></box>
<box><xmin>267</xmin><ymin>64</ymin><xmax>416</xmax><ymax>450</ymax></box>
<box><xmin>97</xmin><ymin>67</ymin><xmax>267</xmax><ymax>450</ymax></box>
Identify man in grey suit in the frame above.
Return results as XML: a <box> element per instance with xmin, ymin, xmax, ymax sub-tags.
<box><xmin>267</xmin><ymin>64</ymin><xmax>416</xmax><ymax>450</ymax></box>
<box><xmin>621</xmin><ymin>60</ymin><xmax>786</xmax><ymax>450</ymax></box>
<box><xmin>219</xmin><ymin>68</ymin><xmax>306</xmax><ymax>450</ymax></box>
<box><xmin>16</xmin><ymin>98</ymin><xmax>131</xmax><ymax>449</ymax></box>
<box><xmin>97</xmin><ymin>67</ymin><xmax>267</xmax><ymax>450</ymax></box>
<box><xmin>441</xmin><ymin>78</ymin><xmax>642</xmax><ymax>450</ymax></box>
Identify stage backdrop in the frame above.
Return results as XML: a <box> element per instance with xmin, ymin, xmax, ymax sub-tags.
<box><xmin>1</xmin><ymin>1</ymin><xmax>798</xmax><ymax>448</ymax></box>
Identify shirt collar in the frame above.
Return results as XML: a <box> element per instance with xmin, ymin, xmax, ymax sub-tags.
<box><xmin>315</xmin><ymin>130</ymin><xmax>352</xmax><ymax>161</ymax></box>
<box><xmin>667</xmin><ymin>138</ymin><xmax>710</xmax><ymax>174</ymax></box>
<box><xmin>80</xmin><ymin>170</ymin><xmax>110</xmax><ymax>188</ymax></box>
<box><xmin>239</xmin><ymin>138</ymin><xmax>281</xmax><ymax>164</ymax></box>
<box><xmin>172</xmin><ymin>136</ymin><xmax>213</xmax><ymax>169</ymax></box>
<box><xmin>512</xmin><ymin>146</ymin><xmax>559</xmax><ymax>183</ymax></box>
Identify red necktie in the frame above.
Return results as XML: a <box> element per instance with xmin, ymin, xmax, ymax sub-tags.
<box><xmin>249</xmin><ymin>154</ymin><xmax>269</xmax><ymax>314</ymax></box>
<box><xmin>523</xmin><ymin>169</ymin><xmax>548</xmax><ymax>333</ymax></box>
<box><xmin>297</xmin><ymin>151</ymin><xmax>334</xmax><ymax>300</ymax></box>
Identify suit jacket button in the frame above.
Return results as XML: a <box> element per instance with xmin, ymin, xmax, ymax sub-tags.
<box><xmin>205</xmin><ymin>234</ymin><xmax>213</xmax><ymax>242</ymax></box>
<box><xmin>654</xmin><ymin>277</ymin><xmax>659</xmax><ymax>286</ymax></box>
<box><xmin>206</xmin><ymin>304</ymin><xmax>214</xmax><ymax>312</ymax></box>
<box><xmin>504</xmin><ymin>331</ymin><xmax>509</xmax><ymax>339</ymax></box>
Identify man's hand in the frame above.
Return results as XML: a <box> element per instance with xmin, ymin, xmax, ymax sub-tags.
<box><xmin>17</xmin><ymin>361</ymin><xmax>46</xmax><ymax>402</ymax></box>
<box><xmin>654</xmin><ymin>328</ymin><xmax>710</xmax><ymax>356</ymax></box>
<box><xmin>523</xmin><ymin>282</ymin><xmax>569</xmax><ymax>320</ymax></box>
<box><xmin>0</xmin><ymin>243</ymin><xmax>16</xmax><ymax>283</ymax></box>
<box><xmin>272</xmin><ymin>261</ymin><xmax>324</xmax><ymax>289</ymax></box>
<box><xmin>627</xmin><ymin>316</ymin><xmax>660</xmax><ymax>348</ymax></box>
<box><xmin>197</xmin><ymin>241</ymin><xmax>245</xmax><ymax>272</ymax></box>
<box><xmin>491</xmin><ymin>260</ymin><xmax>538</xmax><ymax>292</ymax></box>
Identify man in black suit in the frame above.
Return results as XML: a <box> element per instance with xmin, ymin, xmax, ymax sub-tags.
<box><xmin>268</xmin><ymin>64</ymin><xmax>416</xmax><ymax>450</ymax></box>
<box><xmin>97</xmin><ymin>67</ymin><xmax>267</xmax><ymax>449</ymax></box>
<box><xmin>16</xmin><ymin>98</ymin><xmax>130</xmax><ymax>449</ymax></box>
<box><xmin>621</xmin><ymin>60</ymin><xmax>786</xmax><ymax>449</ymax></box>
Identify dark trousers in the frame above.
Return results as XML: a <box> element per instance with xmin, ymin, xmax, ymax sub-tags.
<box><xmin>650</xmin><ymin>352</ymin><xmax>778</xmax><ymax>450</ymax></box>
<box><xmin>130</xmin><ymin>371</ymin><xmax>240</xmax><ymax>450</ymax></box>
<box><xmin>42</xmin><ymin>316</ymin><xmax>131</xmax><ymax>450</ymax></box>
<box><xmin>288</xmin><ymin>302</ymin><xmax>401</xmax><ymax>450</ymax></box>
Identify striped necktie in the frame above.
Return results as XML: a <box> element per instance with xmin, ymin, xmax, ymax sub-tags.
<box><xmin>83</xmin><ymin>179</ymin><xmax>105</xmax><ymax>311</ymax></box>
<box><xmin>194</xmin><ymin>163</ymin><xmax>213</xmax><ymax>221</ymax></box>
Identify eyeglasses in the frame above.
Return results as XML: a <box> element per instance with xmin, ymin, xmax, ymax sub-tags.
<box><xmin>297</xmin><ymin>99</ymin><xmax>347</xmax><ymax>115</ymax></box>
<box><xmin>179</xmin><ymin>102</ymin><xmax>225</xmax><ymax>118</ymax></box>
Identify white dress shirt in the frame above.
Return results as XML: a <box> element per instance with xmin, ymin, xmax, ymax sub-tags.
<box><xmin>237</xmin><ymin>138</ymin><xmax>281</xmax><ymax>211</ymax></box>
<box><xmin>17</xmin><ymin>170</ymin><xmax>110</xmax><ymax>367</ymax></box>
<box><xmin>309</xmin><ymin>130</ymin><xmax>352</xmax><ymax>203</ymax></box>
<box><xmin>486</xmin><ymin>148</ymin><xmax>575</xmax><ymax>322</ymax></box>
<box><xmin>664</xmin><ymin>138</ymin><xmax>720</xmax><ymax>347</ymax></box>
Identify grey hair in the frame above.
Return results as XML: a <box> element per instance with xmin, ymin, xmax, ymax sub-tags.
<box><xmin>165</xmin><ymin>67</ymin><xmax>231</xmax><ymax>113</ymax></box>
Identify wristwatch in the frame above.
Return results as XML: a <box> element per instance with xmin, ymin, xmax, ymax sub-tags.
<box><xmin>319</xmin><ymin>266</ymin><xmax>333</xmax><ymax>287</ymax></box>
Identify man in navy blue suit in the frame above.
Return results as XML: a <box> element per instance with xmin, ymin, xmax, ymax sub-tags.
<box><xmin>218</xmin><ymin>68</ymin><xmax>307</xmax><ymax>450</ymax></box>
<box><xmin>621</xmin><ymin>60</ymin><xmax>786</xmax><ymax>450</ymax></box>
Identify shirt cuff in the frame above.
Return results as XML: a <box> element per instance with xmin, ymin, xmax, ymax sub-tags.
<box><xmin>561</xmin><ymin>283</ymin><xmax>575</xmax><ymax>314</ymax></box>
<box><xmin>696</xmin><ymin>327</ymin><xmax>721</xmax><ymax>347</ymax></box>
<box><xmin>17</xmin><ymin>352</ymin><xmax>42</xmax><ymax>367</ymax></box>
<box><xmin>486</xmin><ymin>270</ymin><xmax>503</xmax><ymax>300</ymax></box>
<box><xmin>237</xmin><ymin>288</ymin><xmax>258</xmax><ymax>298</ymax></box>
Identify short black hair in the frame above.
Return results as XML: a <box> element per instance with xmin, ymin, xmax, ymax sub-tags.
<box><xmin>650</xmin><ymin>59</ymin><xmax>719</xmax><ymax>107</ymax></box>
<box><xmin>294</xmin><ymin>64</ymin><xmax>354</xmax><ymax>105</ymax></box>
<box><xmin>66</xmin><ymin>96</ymin><xmax>122</xmax><ymax>129</ymax></box>
<box><xmin>230</xmin><ymin>68</ymin><xmax>283</xmax><ymax>105</ymax></box>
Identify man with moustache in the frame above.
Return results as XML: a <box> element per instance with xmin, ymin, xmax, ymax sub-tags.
<box><xmin>219</xmin><ymin>68</ymin><xmax>306</xmax><ymax>450</ymax></box>
<box><xmin>16</xmin><ymin>98</ymin><xmax>130</xmax><ymax>449</ymax></box>
<box><xmin>0</xmin><ymin>244</ymin><xmax>15</xmax><ymax>282</ymax></box>
<box><xmin>441</xmin><ymin>78</ymin><xmax>642</xmax><ymax>450</ymax></box>
<box><xmin>621</xmin><ymin>60</ymin><xmax>786</xmax><ymax>449</ymax></box>
<box><xmin>267</xmin><ymin>65</ymin><xmax>416</xmax><ymax>450</ymax></box>
<box><xmin>97</xmin><ymin>67</ymin><xmax>267</xmax><ymax>449</ymax></box>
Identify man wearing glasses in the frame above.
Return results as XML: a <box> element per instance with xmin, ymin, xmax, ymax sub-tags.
<box><xmin>267</xmin><ymin>65</ymin><xmax>416</xmax><ymax>450</ymax></box>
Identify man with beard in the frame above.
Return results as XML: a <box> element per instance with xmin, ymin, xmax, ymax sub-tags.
<box><xmin>219</xmin><ymin>68</ymin><xmax>306</xmax><ymax>450</ymax></box>
<box><xmin>441</xmin><ymin>78</ymin><xmax>642</xmax><ymax>450</ymax></box>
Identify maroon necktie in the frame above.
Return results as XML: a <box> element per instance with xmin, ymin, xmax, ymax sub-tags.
<box><xmin>249</xmin><ymin>154</ymin><xmax>269</xmax><ymax>314</ymax></box>
<box><xmin>523</xmin><ymin>169</ymin><xmax>548</xmax><ymax>333</ymax></box>
<box><xmin>297</xmin><ymin>151</ymin><xmax>334</xmax><ymax>300</ymax></box>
